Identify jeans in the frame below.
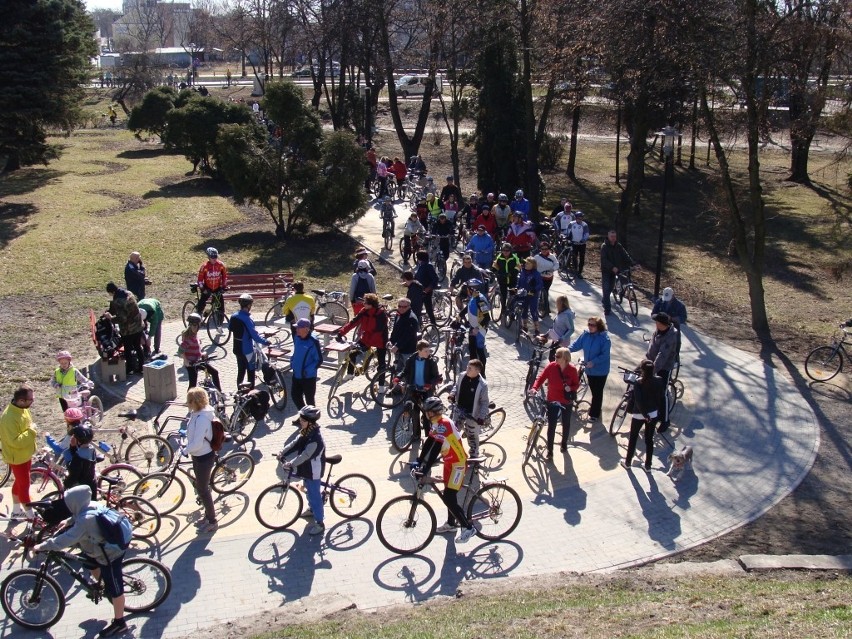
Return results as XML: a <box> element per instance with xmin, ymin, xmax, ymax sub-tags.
<box><xmin>304</xmin><ymin>478</ymin><xmax>323</xmax><ymax>523</ymax></box>
<box><xmin>546</xmin><ymin>402</ymin><xmax>571</xmax><ymax>452</ymax></box>
<box><xmin>192</xmin><ymin>451</ymin><xmax>217</xmax><ymax>524</ymax></box>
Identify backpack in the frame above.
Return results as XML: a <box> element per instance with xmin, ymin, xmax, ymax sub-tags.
<box><xmin>475</xmin><ymin>295</ymin><xmax>492</xmax><ymax>328</ymax></box>
<box><xmin>353</xmin><ymin>275</ymin><xmax>372</xmax><ymax>301</ymax></box>
<box><xmin>207</xmin><ymin>419</ymin><xmax>226</xmax><ymax>452</ymax></box>
<box><xmin>95</xmin><ymin>505</ymin><xmax>133</xmax><ymax>551</ymax></box>
<box><xmin>95</xmin><ymin>314</ymin><xmax>121</xmax><ymax>359</ymax></box>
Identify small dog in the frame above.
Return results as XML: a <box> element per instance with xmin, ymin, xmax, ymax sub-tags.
<box><xmin>666</xmin><ymin>446</ymin><xmax>693</xmax><ymax>481</ymax></box>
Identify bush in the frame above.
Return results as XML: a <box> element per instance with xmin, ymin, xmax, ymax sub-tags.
<box><xmin>538</xmin><ymin>133</ymin><xmax>564</xmax><ymax>170</ymax></box>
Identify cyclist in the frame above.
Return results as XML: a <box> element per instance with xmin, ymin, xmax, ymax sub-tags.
<box><xmin>414</xmin><ymin>250</ymin><xmax>440</xmax><ymax>326</ymax></box>
<box><xmin>423</xmin><ymin>176</ymin><xmax>438</xmax><ymax>197</ymax></box>
<box><xmin>645</xmin><ymin>312</ymin><xmax>679</xmax><ymax>382</ymax></box>
<box><xmin>425</xmin><ymin>192</ymin><xmax>442</xmax><ymax>225</ymax></box>
<box><xmin>229</xmin><ymin>294</ymin><xmax>270</xmax><ymax>389</ymax></box>
<box><xmin>461</xmin><ymin>193</ymin><xmax>479</xmax><ymax>230</ymax></box>
<box><xmin>621</xmin><ymin>359</ymin><xmax>667</xmax><ymax>472</ymax></box>
<box><xmin>59</xmin><ymin>424</ymin><xmax>98</xmax><ymax>498</ymax></box>
<box><xmin>390</xmin><ymin>156</ymin><xmax>407</xmax><ymax>186</ymax></box>
<box><xmin>651</xmin><ymin>287</ymin><xmax>688</xmax><ymax>326</ymax></box>
<box><xmin>465</xmin><ymin>279</ymin><xmax>491</xmax><ymax>376</ymax></box>
<box><xmin>569</xmin><ymin>316</ymin><xmax>611</xmax><ymax>422</ymax></box>
<box><xmin>510</xmin><ymin>189</ymin><xmax>530</xmax><ymax>221</ymax></box>
<box><xmin>52</xmin><ymin>350</ymin><xmax>94</xmax><ymax>412</ymax></box>
<box><xmin>376</xmin><ymin>156</ymin><xmax>390</xmax><ymax>198</ymax></box>
<box><xmin>408</xmin><ymin>154</ymin><xmax>427</xmax><ymax>175</ymax></box>
<box><xmin>442</xmin><ymin>193</ymin><xmax>459</xmax><ymax>223</ymax></box>
<box><xmin>349</xmin><ymin>260</ymin><xmax>377</xmax><ymax>315</ymax></box>
<box><xmin>528</xmin><ymin>347</ymin><xmax>580</xmax><ymax>459</ymax></box>
<box><xmin>34</xmin><ymin>484</ymin><xmax>129</xmax><ymax>637</ymax></box>
<box><xmin>448</xmin><ymin>359</ymin><xmax>489</xmax><ymax>458</ymax></box>
<box><xmin>196</xmin><ymin>247</ymin><xmax>228</xmax><ymax>316</ymax></box>
<box><xmin>465</xmin><ymin>225</ymin><xmax>495</xmax><ymax>269</ymax></box>
<box><xmin>279</xmin><ymin>281</ymin><xmax>316</xmax><ymax>327</ymax></box>
<box><xmin>401</xmin><ymin>340</ymin><xmax>440</xmax><ymax>442</ymax></box>
<box><xmin>451</xmin><ymin>253</ymin><xmax>482</xmax><ymax>310</ymax></box>
<box><xmin>517</xmin><ymin>257</ymin><xmax>543</xmax><ymax>334</ymax></box>
<box><xmin>278</xmin><ymin>405</ymin><xmax>327</xmax><ymax>535</ymax></box>
<box><xmin>473</xmin><ymin>205</ymin><xmax>498</xmax><ymax>240</ymax></box>
<box><xmin>541</xmin><ymin>295</ymin><xmax>576</xmax><ymax>361</ymax></box>
<box><xmin>178</xmin><ymin>313</ymin><xmax>222</xmax><ymax>391</ymax></box>
<box><xmin>440</xmin><ymin>175</ymin><xmax>462</xmax><ymax>206</ymax></box>
<box><xmin>493</xmin><ymin>193</ymin><xmax>512</xmax><ymax>236</ymax></box>
<box><xmin>337</xmin><ymin>293</ymin><xmax>389</xmax><ymax>379</ymax></box>
<box><xmin>492</xmin><ymin>243</ymin><xmax>521</xmax><ymax>309</ymax></box>
<box><xmin>106</xmin><ymin>282</ymin><xmax>145</xmax><ymax>376</ymax></box>
<box><xmin>0</xmin><ymin>385</ymin><xmax>37</xmax><ymax>518</ymax></box>
<box><xmin>402</xmin><ymin>212</ymin><xmax>425</xmax><ymax>263</ymax></box>
<box><xmin>412</xmin><ymin>397</ymin><xmax>477</xmax><ymax>543</ymax></box>
<box><xmin>379</xmin><ymin>196</ymin><xmax>398</xmax><ymax>241</ymax></box>
<box><xmin>506</xmin><ymin>211</ymin><xmax>537</xmax><ymax>259</ymax></box>
<box><xmin>388</xmin><ymin>297</ymin><xmax>420</xmax><ymax>372</ymax></box>
<box><xmin>533</xmin><ymin>240</ymin><xmax>559</xmax><ymax>316</ymax></box>
<box><xmin>433</xmin><ymin>212</ymin><xmax>454</xmax><ymax>260</ymax></box>
<box><xmin>137</xmin><ymin>298</ymin><xmax>164</xmax><ymax>356</ymax></box>
<box><xmin>600</xmin><ymin>230</ymin><xmax>634</xmax><ymax>316</ymax></box>
<box><xmin>566</xmin><ymin>211</ymin><xmax>589</xmax><ymax>278</ymax></box>
<box><xmin>400</xmin><ymin>270</ymin><xmax>426</xmax><ymax>319</ymax></box>
<box><xmin>553</xmin><ymin>202</ymin><xmax>574</xmax><ymax>238</ymax></box>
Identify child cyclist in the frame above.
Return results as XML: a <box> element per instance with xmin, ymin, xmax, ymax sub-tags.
<box><xmin>412</xmin><ymin>397</ymin><xmax>477</xmax><ymax>543</ymax></box>
<box><xmin>51</xmin><ymin>350</ymin><xmax>94</xmax><ymax>412</ymax></box>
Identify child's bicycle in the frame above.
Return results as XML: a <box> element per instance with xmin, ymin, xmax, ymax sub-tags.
<box><xmin>254</xmin><ymin>453</ymin><xmax>376</xmax><ymax>530</ymax></box>
<box><xmin>181</xmin><ymin>283</ymin><xmax>231</xmax><ymax>345</ymax></box>
<box><xmin>63</xmin><ymin>383</ymin><xmax>104</xmax><ymax>424</ymax></box>
<box><xmin>1</xmin><ymin>548</ymin><xmax>171</xmax><ymax>630</ymax></box>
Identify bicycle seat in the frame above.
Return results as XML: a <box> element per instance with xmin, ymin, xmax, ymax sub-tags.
<box><xmin>118</xmin><ymin>410</ymin><xmax>138</xmax><ymax>420</ymax></box>
<box><xmin>323</xmin><ymin>454</ymin><xmax>342</xmax><ymax>465</ymax></box>
<box><xmin>98</xmin><ymin>475</ymin><xmax>122</xmax><ymax>486</ymax></box>
<box><xmin>237</xmin><ymin>382</ymin><xmax>254</xmax><ymax>392</ymax></box>
<box><xmin>311</xmin><ymin>289</ymin><xmax>326</xmax><ymax>296</ymax></box>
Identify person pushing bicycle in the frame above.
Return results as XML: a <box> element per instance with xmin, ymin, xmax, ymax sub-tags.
<box><xmin>277</xmin><ymin>405</ymin><xmax>326</xmax><ymax>535</ymax></box>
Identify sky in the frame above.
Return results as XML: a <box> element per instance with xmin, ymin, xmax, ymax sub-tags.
<box><xmin>85</xmin><ymin>0</ymin><xmax>124</xmax><ymax>11</ymax></box>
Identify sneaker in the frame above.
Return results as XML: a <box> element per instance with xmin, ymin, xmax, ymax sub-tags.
<box><xmin>436</xmin><ymin>522</ymin><xmax>458</xmax><ymax>534</ymax></box>
<box><xmin>457</xmin><ymin>526</ymin><xmax>477</xmax><ymax>543</ymax></box>
<box><xmin>99</xmin><ymin>618</ymin><xmax>128</xmax><ymax>637</ymax></box>
<box><xmin>301</xmin><ymin>508</ymin><xmax>314</xmax><ymax>519</ymax></box>
<box><xmin>198</xmin><ymin>521</ymin><xmax>218</xmax><ymax>534</ymax></box>
<box><xmin>308</xmin><ymin>522</ymin><xmax>325</xmax><ymax>535</ymax></box>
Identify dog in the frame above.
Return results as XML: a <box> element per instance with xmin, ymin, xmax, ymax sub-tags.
<box><xmin>666</xmin><ymin>445</ymin><xmax>693</xmax><ymax>481</ymax></box>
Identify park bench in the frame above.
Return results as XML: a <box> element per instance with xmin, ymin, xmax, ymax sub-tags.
<box><xmin>221</xmin><ymin>272</ymin><xmax>295</xmax><ymax>302</ymax></box>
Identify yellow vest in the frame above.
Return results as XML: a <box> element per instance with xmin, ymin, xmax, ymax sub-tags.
<box><xmin>54</xmin><ymin>367</ymin><xmax>77</xmax><ymax>398</ymax></box>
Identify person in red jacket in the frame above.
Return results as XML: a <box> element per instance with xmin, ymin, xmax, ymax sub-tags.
<box><xmin>390</xmin><ymin>156</ymin><xmax>407</xmax><ymax>186</ymax></box>
<box><xmin>196</xmin><ymin>247</ymin><xmax>228</xmax><ymax>316</ymax></box>
<box><xmin>336</xmin><ymin>293</ymin><xmax>389</xmax><ymax>380</ymax></box>
<box><xmin>505</xmin><ymin>211</ymin><xmax>537</xmax><ymax>259</ymax></box>
<box><xmin>473</xmin><ymin>205</ymin><xmax>498</xmax><ymax>239</ymax></box>
<box><xmin>529</xmin><ymin>347</ymin><xmax>580</xmax><ymax>459</ymax></box>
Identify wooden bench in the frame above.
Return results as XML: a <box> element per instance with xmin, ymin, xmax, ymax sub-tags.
<box><xmin>221</xmin><ymin>272</ymin><xmax>295</xmax><ymax>302</ymax></box>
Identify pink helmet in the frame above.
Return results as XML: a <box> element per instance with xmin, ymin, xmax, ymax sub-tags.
<box><xmin>64</xmin><ymin>407</ymin><xmax>85</xmax><ymax>422</ymax></box>
<box><xmin>56</xmin><ymin>350</ymin><xmax>72</xmax><ymax>361</ymax></box>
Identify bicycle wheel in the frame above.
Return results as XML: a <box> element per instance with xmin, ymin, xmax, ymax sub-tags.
<box><xmin>422</xmin><ymin>324</ymin><xmax>441</xmax><ymax>349</ymax></box>
<box><xmin>626</xmin><ymin>287</ymin><xmax>638</xmax><ymax>317</ymax></box>
<box><xmin>211</xmin><ymin>452</ymin><xmax>255</xmax><ymax>494</ymax></box>
<box><xmin>436</xmin><ymin>258</ymin><xmax>447</xmax><ymax>283</ymax></box>
<box><xmin>467</xmin><ymin>483</ymin><xmax>522</xmax><ymax>541</ymax></box>
<box><xmin>181</xmin><ymin>300</ymin><xmax>196</xmax><ymax>327</ymax></box>
<box><xmin>117</xmin><ymin>495</ymin><xmax>161</xmax><ymax>540</ymax></box>
<box><xmin>86</xmin><ymin>395</ymin><xmax>104</xmax><ymax>424</ymax></box>
<box><xmin>398</xmin><ymin>236</ymin><xmax>407</xmax><ymax>260</ymax></box>
<box><xmin>0</xmin><ymin>456</ymin><xmax>9</xmax><ymax>488</ymax></box>
<box><xmin>502</xmin><ymin>304</ymin><xmax>514</xmax><ymax>329</ymax></box>
<box><xmin>384</xmin><ymin>226</ymin><xmax>393</xmax><ymax>251</ymax></box>
<box><xmin>229</xmin><ymin>404</ymin><xmax>258</xmax><ymax>445</ymax></box>
<box><xmin>329</xmin><ymin>473</ymin><xmax>376</xmax><ymax>519</ymax></box>
<box><xmin>99</xmin><ymin>464</ymin><xmax>143</xmax><ymax>493</ymax></box>
<box><xmin>255</xmin><ymin>484</ymin><xmax>303</xmax><ymax>530</ymax></box>
<box><xmin>574</xmin><ymin>399</ymin><xmax>591</xmax><ymax>423</ymax></box>
<box><xmin>265</xmin><ymin>301</ymin><xmax>284</xmax><ymax>325</ymax></box>
<box><xmin>608</xmin><ymin>397</ymin><xmax>630</xmax><ymax>436</ymax></box>
<box><xmin>122</xmin><ymin>557</ymin><xmax>172</xmax><ymax>612</ymax></box>
<box><xmin>666</xmin><ymin>383</ymin><xmax>678</xmax><ymax>415</ymax></box>
<box><xmin>433</xmin><ymin>294</ymin><xmax>452</xmax><ymax>327</ymax></box>
<box><xmin>480</xmin><ymin>408</ymin><xmax>506</xmax><ymax>443</ymax></box>
<box><xmin>376</xmin><ymin>495</ymin><xmax>436</xmax><ymax>555</ymax></box>
<box><xmin>133</xmin><ymin>473</ymin><xmax>186</xmax><ymax>516</ymax></box>
<box><xmin>367</xmin><ymin>367</ymin><xmax>406</xmax><ymax>408</ymax></box>
<box><xmin>1</xmin><ymin>569</ymin><xmax>64</xmax><ymax>629</ymax></box>
<box><xmin>206</xmin><ymin>308</ymin><xmax>231</xmax><ymax>346</ymax></box>
<box><xmin>124</xmin><ymin>434</ymin><xmax>174</xmax><ymax>474</ymax></box>
<box><xmin>524</xmin><ymin>363</ymin><xmax>538</xmax><ymax>395</ymax></box>
<box><xmin>391</xmin><ymin>408</ymin><xmax>416</xmax><ymax>452</ymax></box>
<box><xmin>522</xmin><ymin>419</ymin><xmax>545</xmax><ymax>466</ymax></box>
<box><xmin>29</xmin><ymin>469</ymin><xmax>62</xmax><ymax>498</ymax></box>
<box><xmin>322</xmin><ymin>300</ymin><xmax>349</xmax><ymax>326</ymax></box>
<box><xmin>670</xmin><ymin>356</ymin><xmax>680</xmax><ymax>382</ymax></box>
<box><xmin>804</xmin><ymin>345</ymin><xmax>843</xmax><ymax>381</ymax></box>
<box><xmin>489</xmin><ymin>291</ymin><xmax>502</xmax><ymax>322</ymax></box>
<box><xmin>270</xmin><ymin>369</ymin><xmax>289</xmax><ymax>410</ymax></box>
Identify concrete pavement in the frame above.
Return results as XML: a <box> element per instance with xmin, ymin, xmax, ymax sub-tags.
<box><xmin>0</xmin><ymin>202</ymin><xmax>819</xmax><ymax>638</ymax></box>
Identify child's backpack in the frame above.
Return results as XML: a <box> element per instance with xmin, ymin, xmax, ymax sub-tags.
<box><xmin>207</xmin><ymin>419</ymin><xmax>226</xmax><ymax>452</ymax></box>
<box><xmin>95</xmin><ymin>505</ymin><xmax>133</xmax><ymax>551</ymax></box>
<box><xmin>95</xmin><ymin>314</ymin><xmax>122</xmax><ymax>359</ymax></box>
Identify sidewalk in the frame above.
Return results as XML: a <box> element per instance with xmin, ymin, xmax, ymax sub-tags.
<box><xmin>0</xmin><ymin>203</ymin><xmax>818</xmax><ymax>639</ymax></box>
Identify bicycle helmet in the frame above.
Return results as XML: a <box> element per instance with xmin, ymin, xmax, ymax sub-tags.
<box><xmin>501</xmin><ymin>242</ymin><xmax>513</xmax><ymax>251</ymax></box>
<box><xmin>56</xmin><ymin>350</ymin><xmax>72</xmax><ymax>361</ymax></box>
<box><xmin>64</xmin><ymin>407</ymin><xmax>85</xmax><ymax>422</ymax></box>
<box><xmin>469</xmin><ymin>193</ymin><xmax>478</xmax><ymax>201</ymax></box>
<box><xmin>238</xmin><ymin>293</ymin><xmax>254</xmax><ymax>307</ymax></box>
<box><xmin>426</xmin><ymin>176</ymin><xmax>434</xmax><ymax>183</ymax></box>
<box><xmin>423</xmin><ymin>397</ymin><xmax>445</xmax><ymax>413</ymax></box>
<box><xmin>574</xmin><ymin>210</ymin><xmax>584</xmax><ymax>217</ymax></box>
<box><xmin>187</xmin><ymin>312</ymin><xmax>202</xmax><ymax>325</ymax></box>
<box><xmin>383</xmin><ymin>195</ymin><xmax>392</xmax><ymax>203</ymax></box>
<box><xmin>298</xmin><ymin>405</ymin><xmax>321</xmax><ymax>422</ymax></box>
<box><xmin>466</xmin><ymin>278</ymin><xmax>483</xmax><ymax>288</ymax></box>
<box><xmin>498</xmin><ymin>193</ymin><xmax>508</xmax><ymax>202</ymax></box>
<box><xmin>515</xmin><ymin>189</ymin><xmax>524</xmax><ymax>198</ymax></box>
<box><xmin>71</xmin><ymin>425</ymin><xmax>94</xmax><ymax>445</ymax></box>
<box><xmin>206</xmin><ymin>247</ymin><xmax>219</xmax><ymax>258</ymax></box>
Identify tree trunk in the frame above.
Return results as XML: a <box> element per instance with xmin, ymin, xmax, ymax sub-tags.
<box><xmin>566</xmin><ymin>103</ymin><xmax>581</xmax><ymax>180</ymax></box>
<box><xmin>787</xmin><ymin>126</ymin><xmax>814</xmax><ymax>184</ymax></box>
<box><xmin>616</xmin><ymin>99</ymin><xmax>650</xmax><ymax>246</ymax></box>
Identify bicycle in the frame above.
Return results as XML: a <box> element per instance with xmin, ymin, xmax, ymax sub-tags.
<box><xmin>448</xmin><ymin>402</ymin><xmax>506</xmax><ymax>444</ymax></box>
<box><xmin>62</xmin><ymin>384</ymin><xmax>104</xmax><ymax>425</ymax></box>
<box><xmin>254</xmin><ymin>453</ymin><xmax>376</xmax><ymax>530</ymax></box>
<box><xmin>375</xmin><ymin>459</ymin><xmax>522</xmax><ymax>555</ymax></box>
<box><xmin>442</xmin><ymin>324</ymin><xmax>468</xmax><ymax>383</ymax></box>
<box><xmin>390</xmin><ymin>387</ymin><xmax>436</xmax><ymax>452</ymax></box>
<box><xmin>608</xmin><ymin>366</ymin><xmax>680</xmax><ymax>437</ymax></box>
<box><xmin>1</xmin><ymin>549</ymin><xmax>171</xmax><ymax>630</ymax></box>
<box><xmin>522</xmin><ymin>391</ymin><xmax>548</xmax><ymax>466</ymax></box>
<box><xmin>805</xmin><ymin>322</ymin><xmax>851</xmax><ymax>381</ymax></box>
<box><xmin>326</xmin><ymin>339</ymin><xmax>382</xmax><ymax>418</ymax></box>
<box><xmin>612</xmin><ymin>267</ymin><xmax>639</xmax><ymax>317</ymax></box>
<box><xmin>94</xmin><ymin>410</ymin><xmax>175</xmax><ymax>475</ymax></box>
<box><xmin>262</xmin><ymin>284</ymin><xmax>296</xmax><ymax>325</ymax></box>
<box><xmin>313</xmin><ymin>289</ymin><xmax>350</xmax><ymax>325</ymax></box>
<box><xmin>501</xmin><ymin>288</ymin><xmax>528</xmax><ymax>343</ymax></box>
<box><xmin>522</xmin><ymin>335</ymin><xmax>550</xmax><ymax>395</ymax></box>
<box><xmin>381</xmin><ymin>210</ymin><xmax>398</xmax><ymax>251</ymax></box>
<box><xmin>131</xmin><ymin>443</ymin><xmax>255</xmax><ymax>516</ymax></box>
<box><xmin>259</xmin><ymin>337</ymin><xmax>290</xmax><ymax>411</ymax></box>
<box><xmin>181</xmin><ymin>282</ymin><xmax>231</xmax><ymax>345</ymax></box>
<box><xmin>554</xmin><ymin>235</ymin><xmax>574</xmax><ymax>278</ymax></box>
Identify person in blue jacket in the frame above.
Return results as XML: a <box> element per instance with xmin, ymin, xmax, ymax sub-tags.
<box><xmin>465</xmin><ymin>225</ymin><xmax>495</xmax><ymax>269</ymax></box>
<box><xmin>517</xmin><ymin>257</ymin><xmax>544</xmax><ymax>334</ymax></box>
<box><xmin>569</xmin><ymin>315</ymin><xmax>611</xmax><ymax>422</ymax></box>
<box><xmin>651</xmin><ymin>287</ymin><xmax>687</xmax><ymax>326</ymax></box>
<box><xmin>229</xmin><ymin>294</ymin><xmax>269</xmax><ymax>389</ymax></box>
<box><xmin>290</xmin><ymin>318</ymin><xmax>323</xmax><ymax>422</ymax></box>
<box><xmin>510</xmin><ymin>189</ymin><xmax>531</xmax><ymax>221</ymax></box>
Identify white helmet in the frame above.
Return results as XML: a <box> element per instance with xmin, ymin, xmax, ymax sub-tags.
<box><xmin>662</xmin><ymin>287</ymin><xmax>674</xmax><ymax>302</ymax></box>
<box><xmin>515</xmin><ymin>189</ymin><xmax>524</xmax><ymax>198</ymax></box>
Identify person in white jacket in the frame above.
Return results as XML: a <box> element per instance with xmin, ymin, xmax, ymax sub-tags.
<box><xmin>183</xmin><ymin>387</ymin><xmax>217</xmax><ymax>533</ymax></box>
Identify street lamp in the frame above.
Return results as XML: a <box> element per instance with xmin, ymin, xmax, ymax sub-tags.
<box><xmin>359</xmin><ymin>86</ymin><xmax>372</xmax><ymax>145</ymax></box>
<box><xmin>654</xmin><ymin>125</ymin><xmax>677</xmax><ymax>300</ymax></box>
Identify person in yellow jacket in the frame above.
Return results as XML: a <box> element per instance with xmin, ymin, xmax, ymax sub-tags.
<box><xmin>0</xmin><ymin>385</ymin><xmax>38</xmax><ymax>516</ymax></box>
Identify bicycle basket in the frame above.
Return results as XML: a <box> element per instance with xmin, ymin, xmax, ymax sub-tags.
<box><xmin>622</xmin><ymin>371</ymin><xmax>639</xmax><ymax>385</ymax></box>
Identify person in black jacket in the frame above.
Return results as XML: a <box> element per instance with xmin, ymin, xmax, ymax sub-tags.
<box><xmin>402</xmin><ymin>340</ymin><xmax>441</xmax><ymax>441</ymax></box>
<box><xmin>124</xmin><ymin>252</ymin><xmax>150</xmax><ymax>300</ymax></box>
<box><xmin>621</xmin><ymin>360</ymin><xmax>667</xmax><ymax>471</ymax></box>
<box><xmin>388</xmin><ymin>297</ymin><xmax>420</xmax><ymax>369</ymax></box>
<box><xmin>414</xmin><ymin>251</ymin><xmax>439</xmax><ymax>326</ymax></box>
<box><xmin>600</xmin><ymin>230</ymin><xmax>634</xmax><ymax>316</ymax></box>
<box><xmin>400</xmin><ymin>272</ymin><xmax>425</xmax><ymax>319</ymax></box>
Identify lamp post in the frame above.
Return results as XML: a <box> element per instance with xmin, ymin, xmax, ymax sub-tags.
<box><xmin>654</xmin><ymin>125</ymin><xmax>677</xmax><ymax>300</ymax></box>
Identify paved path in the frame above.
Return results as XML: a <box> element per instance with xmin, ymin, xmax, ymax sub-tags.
<box><xmin>0</xmin><ymin>203</ymin><xmax>819</xmax><ymax>638</ymax></box>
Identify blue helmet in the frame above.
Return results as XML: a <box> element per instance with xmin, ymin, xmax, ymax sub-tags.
<box><xmin>466</xmin><ymin>279</ymin><xmax>482</xmax><ymax>288</ymax></box>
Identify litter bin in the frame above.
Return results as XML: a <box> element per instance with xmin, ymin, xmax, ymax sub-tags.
<box><xmin>143</xmin><ymin>359</ymin><xmax>177</xmax><ymax>403</ymax></box>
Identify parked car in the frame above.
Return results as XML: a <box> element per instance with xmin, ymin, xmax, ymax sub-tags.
<box><xmin>395</xmin><ymin>74</ymin><xmax>442</xmax><ymax>98</ymax></box>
